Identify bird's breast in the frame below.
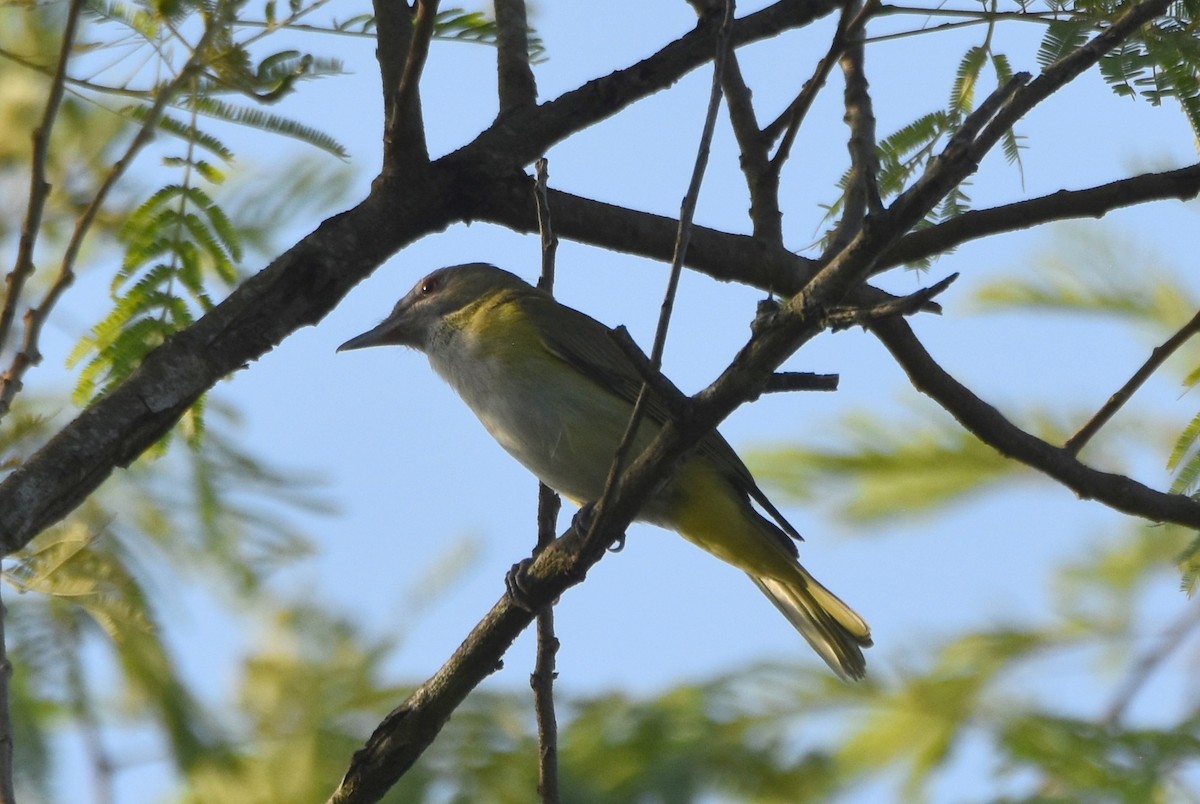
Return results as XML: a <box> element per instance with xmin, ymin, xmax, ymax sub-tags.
<box><xmin>427</xmin><ymin>321</ymin><xmax>664</xmax><ymax>511</ymax></box>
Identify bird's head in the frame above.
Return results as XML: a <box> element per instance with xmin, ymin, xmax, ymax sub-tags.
<box><xmin>338</xmin><ymin>262</ymin><xmax>530</xmax><ymax>353</ymax></box>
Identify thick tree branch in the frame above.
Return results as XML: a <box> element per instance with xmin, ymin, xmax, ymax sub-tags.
<box><xmin>460</xmin><ymin>0</ymin><xmax>842</xmax><ymax>170</ymax></box>
<box><xmin>870</xmin><ymin>316</ymin><xmax>1200</xmax><ymax>528</ymax></box>
<box><xmin>495</xmin><ymin>0</ymin><xmax>537</xmax><ymax>113</ymax></box>
<box><xmin>381</xmin><ymin>0</ymin><xmax>438</xmax><ymax>170</ymax></box>
<box><xmin>0</xmin><ymin>184</ymin><xmax>454</xmax><ymax>556</ymax></box>
<box><xmin>327</xmin><ymin>525</ymin><xmax>591</xmax><ymax>804</ymax></box>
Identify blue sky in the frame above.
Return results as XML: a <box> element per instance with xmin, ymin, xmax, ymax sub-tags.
<box><xmin>31</xmin><ymin>1</ymin><xmax>1200</xmax><ymax>800</ymax></box>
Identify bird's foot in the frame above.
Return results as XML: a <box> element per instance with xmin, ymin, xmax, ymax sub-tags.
<box><xmin>505</xmin><ymin>557</ymin><xmax>539</xmax><ymax>613</ymax></box>
<box><xmin>572</xmin><ymin>503</ymin><xmax>626</xmax><ymax>552</ymax></box>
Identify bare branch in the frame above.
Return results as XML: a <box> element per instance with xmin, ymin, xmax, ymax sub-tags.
<box><xmin>0</xmin><ymin>589</ymin><xmax>14</xmax><ymax>804</ymax></box>
<box><xmin>879</xmin><ymin>163</ymin><xmax>1200</xmax><ymax>270</ymax></box>
<box><xmin>465</xmin><ymin>0</ymin><xmax>842</xmax><ymax>171</ymax></box>
<box><xmin>760</xmin><ymin>371</ymin><xmax>839</xmax><ymax>394</ymax></box>
<box><xmin>824</xmin><ymin>272</ymin><xmax>956</xmax><ymax>329</ymax></box>
<box><xmin>870</xmin><ymin>316</ymin><xmax>1200</xmax><ymax>528</ymax></box>
<box><xmin>495</xmin><ymin>0</ymin><xmax>537</xmax><ymax>113</ymax></box>
<box><xmin>531</xmin><ymin>158</ymin><xmax>561</xmax><ymax>804</ymax></box>
<box><xmin>0</xmin><ymin>0</ymin><xmax>85</xmax><ymax>360</ymax></box>
<box><xmin>590</xmin><ymin>0</ymin><xmax>736</xmax><ymax>543</ymax></box>
<box><xmin>1066</xmin><ymin>307</ymin><xmax>1200</xmax><ymax>456</ymax></box>
<box><xmin>382</xmin><ymin>0</ymin><xmax>439</xmax><ymax>169</ymax></box>
<box><xmin>534</xmin><ymin>159</ymin><xmax>558</xmax><ymax>292</ymax></box>
<box><xmin>1102</xmin><ymin>599</ymin><xmax>1200</xmax><ymax>726</ymax></box>
<box><xmin>825</xmin><ymin>34</ymin><xmax>882</xmax><ymax>255</ymax></box>
<box><xmin>763</xmin><ymin>0</ymin><xmax>871</xmax><ymax>162</ymax></box>
<box><xmin>532</xmin><ymin>482</ymin><xmax>562</xmax><ymax>804</ymax></box>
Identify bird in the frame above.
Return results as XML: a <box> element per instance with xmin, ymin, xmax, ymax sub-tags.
<box><xmin>338</xmin><ymin>262</ymin><xmax>872</xmax><ymax>680</ymax></box>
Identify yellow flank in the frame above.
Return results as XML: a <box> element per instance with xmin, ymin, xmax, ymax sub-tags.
<box><xmin>664</xmin><ymin>460</ymin><xmax>799</xmax><ymax>581</ymax></box>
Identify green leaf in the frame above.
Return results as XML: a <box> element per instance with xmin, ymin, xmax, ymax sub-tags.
<box><xmin>950</xmin><ymin>46</ymin><xmax>987</xmax><ymax>114</ymax></box>
<box><xmin>187</xmin><ymin>97</ymin><xmax>347</xmax><ymax>158</ymax></box>
<box><xmin>1037</xmin><ymin>19</ymin><xmax>1091</xmax><ymax>70</ymax></box>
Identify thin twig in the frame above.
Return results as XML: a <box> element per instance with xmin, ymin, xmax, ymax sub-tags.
<box><xmin>1065</xmin><ymin>307</ymin><xmax>1200</xmax><ymax>456</ymax></box>
<box><xmin>530</xmin><ymin>157</ymin><xmax>562</xmax><ymax>804</ymax></box>
<box><xmin>534</xmin><ymin>159</ymin><xmax>558</xmax><ymax>292</ymax></box>
<box><xmin>1102</xmin><ymin>599</ymin><xmax>1200</xmax><ymax>726</ymax></box>
<box><xmin>764</xmin><ymin>0</ymin><xmax>872</xmax><ymax>166</ymax></box>
<box><xmin>531</xmin><ymin>486</ymin><xmax>561</xmax><ymax>804</ymax></box>
<box><xmin>823</xmin><ymin>272</ymin><xmax>956</xmax><ymax>330</ymax></box>
<box><xmin>0</xmin><ymin>587</ymin><xmax>14</xmax><ymax>804</ymax></box>
<box><xmin>589</xmin><ymin>0</ymin><xmax>737</xmax><ymax>545</ymax></box>
<box><xmin>0</xmin><ymin>0</ymin><xmax>85</xmax><ymax>366</ymax></box>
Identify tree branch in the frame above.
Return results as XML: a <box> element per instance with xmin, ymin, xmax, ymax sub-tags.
<box><xmin>1065</xmin><ymin>307</ymin><xmax>1200</xmax><ymax>456</ymax></box>
<box><xmin>531</xmin><ymin>157</ymin><xmax>561</xmax><ymax>804</ymax></box>
<box><xmin>870</xmin><ymin>316</ymin><xmax>1200</xmax><ymax>528</ymax></box>
<box><xmin>826</xmin><ymin>31</ymin><xmax>882</xmax><ymax>255</ymax></box>
<box><xmin>460</xmin><ymin>0</ymin><xmax>842</xmax><ymax>170</ymax></box>
<box><xmin>495</xmin><ymin>0</ymin><xmax>537</xmax><ymax>113</ymax></box>
<box><xmin>0</xmin><ymin>588</ymin><xmax>14</xmax><ymax>804</ymax></box>
<box><xmin>0</xmin><ymin>0</ymin><xmax>84</xmax><ymax>360</ymax></box>
<box><xmin>381</xmin><ymin>0</ymin><xmax>438</xmax><ymax>170</ymax></box>
<box><xmin>879</xmin><ymin>162</ymin><xmax>1200</xmax><ymax>270</ymax></box>
<box><xmin>0</xmin><ymin>8</ymin><xmax>217</xmax><ymax>422</ymax></box>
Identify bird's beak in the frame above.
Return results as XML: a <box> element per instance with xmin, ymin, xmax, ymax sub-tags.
<box><xmin>337</xmin><ymin>314</ymin><xmax>405</xmax><ymax>352</ymax></box>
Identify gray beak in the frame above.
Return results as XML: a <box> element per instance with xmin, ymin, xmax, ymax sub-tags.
<box><xmin>337</xmin><ymin>318</ymin><xmax>400</xmax><ymax>352</ymax></box>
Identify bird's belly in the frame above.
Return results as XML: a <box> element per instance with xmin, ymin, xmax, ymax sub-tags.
<box><xmin>431</xmin><ymin>349</ymin><xmax>665</xmax><ymax>513</ymax></box>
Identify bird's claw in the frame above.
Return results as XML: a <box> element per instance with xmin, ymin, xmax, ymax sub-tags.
<box><xmin>572</xmin><ymin>503</ymin><xmax>626</xmax><ymax>552</ymax></box>
<box><xmin>505</xmin><ymin>557</ymin><xmax>538</xmax><ymax>613</ymax></box>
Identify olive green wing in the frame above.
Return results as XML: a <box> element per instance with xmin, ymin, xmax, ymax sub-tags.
<box><xmin>521</xmin><ymin>290</ymin><xmax>803</xmax><ymax>546</ymax></box>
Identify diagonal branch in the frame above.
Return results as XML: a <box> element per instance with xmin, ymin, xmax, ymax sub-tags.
<box><xmin>870</xmin><ymin>316</ymin><xmax>1200</xmax><ymax>528</ymax></box>
<box><xmin>461</xmin><ymin>0</ymin><xmax>842</xmax><ymax>171</ymax></box>
<box><xmin>588</xmin><ymin>0</ymin><xmax>736</xmax><ymax>557</ymax></box>
<box><xmin>1065</xmin><ymin>307</ymin><xmax>1200</xmax><ymax>456</ymax></box>
<box><xmin>0</xmin><ymin>0</ymin><xmax>85</xmax><ymax>360</ymax></box>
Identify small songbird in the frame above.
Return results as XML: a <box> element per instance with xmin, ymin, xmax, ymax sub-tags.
<box><xmin>339</xmin><ymin>263</ymin><xmax>872</xmax><ymax>679</ymax></box>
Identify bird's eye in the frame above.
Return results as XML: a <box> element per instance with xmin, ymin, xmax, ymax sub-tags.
<box><xmin>419</xmin><ymin>276</ymin><xmax>441</xmax><ymax>296</ymax></box>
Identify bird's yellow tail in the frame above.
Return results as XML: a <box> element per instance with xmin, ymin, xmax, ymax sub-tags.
<box><xmin>750</xmin><ymin>568</ymin><xmax>872</xmax><ymax>681</ymax></box>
